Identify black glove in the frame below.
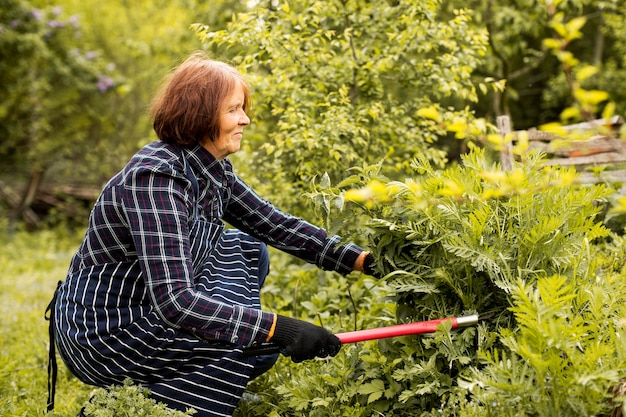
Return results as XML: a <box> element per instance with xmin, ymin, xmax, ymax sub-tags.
<box><xmin>270</xmin><ymin>315</ymin><xmax>342</xmax><ymax>363</ymax></box>
<box><xmin>363</xmin><ymin>252</ymin><xmax>382</xmax><ymax>278</ymax></box>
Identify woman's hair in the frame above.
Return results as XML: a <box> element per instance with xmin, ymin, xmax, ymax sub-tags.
<box><xmin>149</xmin><ymin>52</ymin><xmax>251</xmax><ymax>146</ymax></box>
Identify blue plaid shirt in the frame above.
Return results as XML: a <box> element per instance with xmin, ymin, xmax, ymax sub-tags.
<box><xmin>66</xmin><ymin>141</ymin><xmax>363</xmax><ymax>347</ymax></box>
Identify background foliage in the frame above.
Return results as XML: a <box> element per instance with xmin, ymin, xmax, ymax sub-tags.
<box><xmin>294</xmin><ymin>147</ymin><xmax>626</xmax><ymax>416</ymax></box>
<box><xmin>196</xmin><ymin>0</ymin><xmax>493</xmax><ymax>216</ymax></box>
<box><xmin>2</xmin><ymin>0</ymin><xmax>626</xmax><ymax>416</ymax></box>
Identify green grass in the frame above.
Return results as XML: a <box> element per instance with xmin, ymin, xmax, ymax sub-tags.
<box><xmin>0</xmin><ymin>226</ymin><xmax>201</xmax><ymax>417</ymax></box>
<box><xmin>0</xmin><ymin>226</ymin><xmax>92</xmax><ymax>417</ymax></box>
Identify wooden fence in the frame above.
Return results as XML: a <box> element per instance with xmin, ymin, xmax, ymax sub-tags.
<box><xmin>499</xmin><ymin>115</ymin><xmax>626</xmax><ymax>184</ymax></box>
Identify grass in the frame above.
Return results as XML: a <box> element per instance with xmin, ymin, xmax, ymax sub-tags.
<box><xmin>0</xmin><ymin>226</ymin><xmax>206</xmax><ymax>417</ymax></box>
<box><xmin>0</xmin><ymin>226</ymin><xmax>93</xmax><ymax>416</ymax></box>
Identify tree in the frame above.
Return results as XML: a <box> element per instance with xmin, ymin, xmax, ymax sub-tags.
<box><xmin>197</xmin><ymin>0</ymin><xmax>498</xmax><ymax>218</ymax></box>
<box><xmin>453</xmin><ymin>0</ymin><xmax>626</xmax><ymax>128</ymax></box>
<box><xmin>0</xmin><ymin>0</ymin><xmax>116</xmax><ymax>229</ymax></box>
<box><xmin>45</xmin><ymin>0</ymin><xmax>250</xmax><ymax>187</ymax></box>
<box><xmin>1</xmin><ymin>0</ymin><xmax>244</xmax><ymax>229</ymax></box>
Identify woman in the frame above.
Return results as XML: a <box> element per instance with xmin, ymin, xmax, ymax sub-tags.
<box><xmin>52</xmin><ymin>52</ymin><xmax>376</xmax><ymax>417</ymax></box>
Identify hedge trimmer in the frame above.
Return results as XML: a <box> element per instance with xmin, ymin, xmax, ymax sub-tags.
<box><xmin>243</xmin><ymin>313</ymin><xmax>485</xmax><ymax>357</ymax></box>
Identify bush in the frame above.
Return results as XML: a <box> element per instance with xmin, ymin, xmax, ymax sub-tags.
<box><xmin>82</xmin><ymin>379</ymin><xmax>195</xmax><ymax>417</ymax></box>
<box><xmin>278</xmin><ymin>148</ymin><xmax>626</xmax><ymax>416</ymax></box>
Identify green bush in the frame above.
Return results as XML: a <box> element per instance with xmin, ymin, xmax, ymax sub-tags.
<box><xmin>82</xmin><ymin>379</ymin><xmax>195</xmax><ymax>417</ymax></box>
<box><xmin>280</xmin><ymin>147</ymin><xmax>626</xmax><ymax>416</ymax></box>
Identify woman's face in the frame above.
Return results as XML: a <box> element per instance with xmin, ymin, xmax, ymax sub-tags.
<box><xmin>202</xmin><ymin>82</ymin><xmax>250</xmax><ymax>160</ymax></box>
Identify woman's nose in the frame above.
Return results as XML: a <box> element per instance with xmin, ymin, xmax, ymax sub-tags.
<box><xmin>240</xmin><ymin>110</ymin><xmax>250</xmax><ymax>125</ymax></box>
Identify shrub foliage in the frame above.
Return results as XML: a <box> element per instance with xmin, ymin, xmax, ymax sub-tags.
<box><xmin>279</xmin><ymin>148</ymin><xmax>626</xmax><ymax>416</ymax></box>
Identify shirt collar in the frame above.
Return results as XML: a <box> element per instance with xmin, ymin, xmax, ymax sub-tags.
<box><xmin>182</xmin><ymin>144</ymin><xmax>231</xmax><ymax>190</ymax></box>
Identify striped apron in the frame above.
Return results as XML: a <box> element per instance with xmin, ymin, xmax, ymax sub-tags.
<box><xmin>54</xmin><ymin>151</ymin><xmax>275</xmax><ymax>417</ymax></box>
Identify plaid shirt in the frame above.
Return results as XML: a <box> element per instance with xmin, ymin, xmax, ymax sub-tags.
<box><xmin>66</xmin><ymin>141</ymin><xmax>363</xmax><ymax>347</ymax></box>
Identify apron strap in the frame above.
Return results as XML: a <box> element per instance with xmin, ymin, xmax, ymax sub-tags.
<box><xmin>180</xmin><ymin>148</ymin><xmax>200</xmax><ymax>216</ymax></box>
<box><xmin>45</xmin><ymin>280</ymin><xmax>62</xmax><ymax>412</ymax></box>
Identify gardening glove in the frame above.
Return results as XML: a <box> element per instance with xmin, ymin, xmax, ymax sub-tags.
<box><xmin>362</xmin><ymin>252</ymin><xmax>382</xmax><ymax>279</ymax></box>
<box><xmin>270</xmin><ymin>315</ymin><xmax>342</xmax><ymax>363</ymax></box>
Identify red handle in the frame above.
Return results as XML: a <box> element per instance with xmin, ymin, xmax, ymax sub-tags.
<box><xmin>241</xmin><ymin>314</ymin><xmax>479</xmax><ymax>357</ymax></box>
<box><xmin>336</xmin><ymin>314</ymin><xmax>478</xmax><ymax>344</ymax></box>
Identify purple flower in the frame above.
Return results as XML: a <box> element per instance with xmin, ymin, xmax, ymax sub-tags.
<box><xmin>48</xmin><ymin>20</ymin><xmax>66</xmax><ymax>28</ymax></box>
<box><xmin>68</xmin><ymin>15</ymin><xmax>80</xmax><ymax>30</ymax></box>
<box><xmin>30</xmin><ymin>9</ymin><xmax>43</xmax><ymax>21</ymax></box>
<box><xmin>10</xmin><ymin>20</ymin><xmax>20</xmax><ymax>28</ymax></box>
<box><xmin>85</xmin><ymin>51</ymin><xmax>98</xmax><ymax>60</ymax></box>
<box><xmin>97</xmin><ymin>75</ymin><xmax>114</xmax><ymax>93</ymax></box>
<box><xmin>51</xmin><ymin>7</ymin><xmax>63</xmax><ymax>16</ymax></box>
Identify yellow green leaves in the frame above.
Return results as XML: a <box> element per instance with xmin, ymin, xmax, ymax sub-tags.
<box><xmin>416</xmin><ymin>106</ymin><xmax>441</xmax><ymax>122</ymax></box>
<box><xmin>544</xmin><ymin>13</ymin><xmax>586</xmax><ymax>58</ymax></box>
<box><xmin>608</xmin><ymin>196</ymin><xmax>626</xmax><ymax>215</ymax></box>
<box><xmin>416</xmin><ymin>105</ymin><xmax>497</xmax><ymax>142</ymax></box>
<box><xmin>342</xmin><ymin>150</ymin><xmax>580</xmax><ymax>210</ymax></box>
<box><xmin>573</xmin><ymin>89</ymin><xmax>610</xmax><ymax>107</ymax></box>
<box><xmin>541</xmin><ymin>10</ymin><xmax>613</xmax><ymax>125</ymax></box>
<box><xmin>575</xmin><ymin>65</ymin><xmax>599</xmax><ymax>82</ymax></box>
<box><xmin>549</xmin><ymin>13</ymin><xmax>586</xmax><ymax>42</ymax></box>
<box><xmin>539</xmin><ymin>122</ymin><xmax>568</xmax><ymax>136</ymax></box>
<box><xmin>196</xmin><ymin>0</ymin><xmax>491</xmax><ymax>215</ymax></box>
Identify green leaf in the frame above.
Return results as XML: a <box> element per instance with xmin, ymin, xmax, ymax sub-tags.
<box><xmin>357</xmin><ymin>379</ymin><xmax>385</xmax><ymax>404</ymax></box>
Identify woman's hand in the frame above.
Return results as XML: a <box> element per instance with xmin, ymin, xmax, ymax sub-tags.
<box><xmin>270</xmin><ymin>315</ymin><xmax>342</xmax><ymax>363</ymax></box>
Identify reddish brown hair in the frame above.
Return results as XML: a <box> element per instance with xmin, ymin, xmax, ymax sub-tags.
<box><xmin>149</xmin><ymin>52</ymin><xmax>251</xmax><ymax>146</ymax></box>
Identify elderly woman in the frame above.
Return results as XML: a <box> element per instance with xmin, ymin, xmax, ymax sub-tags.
<box><xmin>50</xmin><ymin>52</ymin><xmax>376</xmax><ymax>417</ymax></box>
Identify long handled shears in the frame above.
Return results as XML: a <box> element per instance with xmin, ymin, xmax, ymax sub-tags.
<box><xmin>242</xmin><ymin>313</ymin><xmax>483</xmax><ymax>357</ymax></box>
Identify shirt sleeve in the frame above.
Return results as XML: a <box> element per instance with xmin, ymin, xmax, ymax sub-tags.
<box><xmin>121</xmin><ymin>163</ymin><xmax>274</xmax><ymax>346</ymax></box>
<box><xmin>224</xmin><ymin>175</ymin><xmax>364</xmax><ymax>275</ymax></box>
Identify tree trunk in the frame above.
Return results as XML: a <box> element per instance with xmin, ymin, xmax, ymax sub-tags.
<box><xmin>8</xmin><ymin>168</ymin><xmax>45</xmax><ymax>232</ymax></box>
